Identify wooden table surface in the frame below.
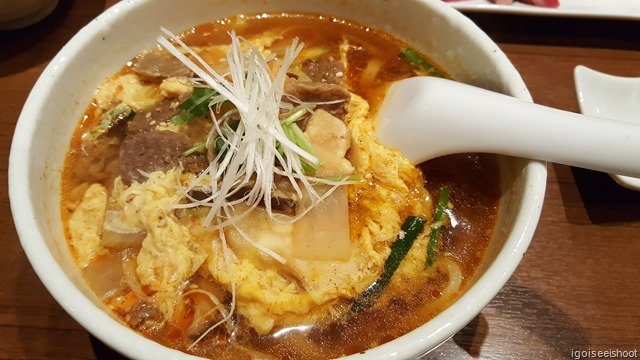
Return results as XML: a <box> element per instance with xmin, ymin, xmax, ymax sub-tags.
<box><xmin>1</xmin><ymin>2</ymin><xmax>639</xmax><ymax>359</ymax></box>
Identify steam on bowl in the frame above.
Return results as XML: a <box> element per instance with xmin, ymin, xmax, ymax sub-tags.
<box><xmin>9</xmin><ymin>0</ymin><xmax>546</xmax><ymax>358</ymax></box>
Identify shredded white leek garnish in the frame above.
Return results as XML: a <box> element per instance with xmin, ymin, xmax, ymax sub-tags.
<box><xmin>160</xmin><ymin>29</ymin><xmax>314</xmax><ymax>223</ymax></box>
<box><xmin>158</xmin><ymin>28</ymin><xmax>357</xmax><ymax>230</ymax></box>
<box><xmin>157</xmin><ymin>29</ymin><xmax>357</xmax><ymax>348</ymax></box>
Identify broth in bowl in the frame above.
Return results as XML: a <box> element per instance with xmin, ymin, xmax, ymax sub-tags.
<box><xmin>60</xmin><ymin>12</ymin><xmax>499</xmax><ymax>359</ymax></box>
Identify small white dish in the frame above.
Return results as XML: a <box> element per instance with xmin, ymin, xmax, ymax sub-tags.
<box><xmin>574</xmin><ymin>65</ymin><xmax>640</xmax><ymax>190</ymax></box>
<box><xmin>448</xmin><ymin>0</ymin><xmax>640</xmax><ymax>20</ymax></box>
<box><xmin>0</xmin><ymin>0</ymin><xmax>58</xmax><ymax>30</ymax></box>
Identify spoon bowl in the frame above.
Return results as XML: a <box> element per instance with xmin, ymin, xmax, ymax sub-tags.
<box><xmin>574</xmin><ymin>65</ymin><xmax>640</xmax><ymax>190</ymax></box>
<box><xmin>377</xmin><ymin>76</ymin><xmax>640</xmax><ymax>177</ymax></box>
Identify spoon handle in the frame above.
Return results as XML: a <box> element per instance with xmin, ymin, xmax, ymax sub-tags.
<box><xmin>377</xmin><ymin>77</ymin><xmax>640</xmax><ymax>177</ymax></box>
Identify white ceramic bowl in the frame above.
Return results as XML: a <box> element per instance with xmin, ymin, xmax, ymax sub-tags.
<box><xmin>9</xmin><ymin>0</ymin><xmax>546</xmax><ymax>358</ymax></box>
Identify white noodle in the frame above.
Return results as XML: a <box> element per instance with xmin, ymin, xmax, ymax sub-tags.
<box><xmin>439</xmin><ymin>257</ymin><xmax>463</xmax><ymax>301</ymax></box>
<box><xmin>187</xmin><ymin>228</ymin><xmax>237</xmax><ymax>350</ymax></box>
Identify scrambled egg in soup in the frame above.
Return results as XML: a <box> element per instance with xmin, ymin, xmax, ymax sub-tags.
<box><xmin>68</xmin><ymin>91</ymin><xmax>432</xmax><ymax>333</ymax></box>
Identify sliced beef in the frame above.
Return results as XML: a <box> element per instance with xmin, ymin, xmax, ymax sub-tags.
<box><xmin>132</xmin><ymin>51</ymin><xmax>193</xmax><ymax>83</ymax></box>
<box><xmin>301</xmin><ymin>57</ymin><xmax>344</xmax><ymax>84</ymax></box>
<box><xmin>186</xmin><ymin>175</ymin><xmax>299</xmax><ymax>216</ymax></box>
<box><xmin>120</xmin><ymin>130</ymin><xmax>209</xmax><ymax>185</ymax></box>
<box><xmin>127</xmin><ymin>99</ymin><xmax>180</xmax><ymax>134</ymax></box>
<box><xmin>188</xmin><ymin>187</ymin><xmax>298</xmax><ymax>216</ymax></box>
<box><xmin>284</xmin><ymin>78</ymin><xmax>350</xmax><ymax>120</ymax></box>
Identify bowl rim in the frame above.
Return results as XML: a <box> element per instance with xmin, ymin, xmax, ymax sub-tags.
<box><xmin>8</xmin><ymin>0</ymin><xmax>546</xmax><ymax>359</ymax></box>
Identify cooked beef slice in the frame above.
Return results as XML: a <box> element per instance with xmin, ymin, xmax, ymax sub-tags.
<box><xmin>301</xmin><ymin>57</ymin><xmax>344</xmax><ymax>84</ymax></box>
<box><xmin>284</xmin><ymin>78</ymin><xmax>350</xmax><ymax>119</ymax></box>
<box><xmin>186</xmin><ymin>175</ymin><xmax>299</xmax><ymax>216</ymax></box>
<box><xmin>188</xmin><ymin>187</ymin><xmax>298</xmax><ymax>216</ymax></box>
<box><xmin>120</xmin><ymin>131</ymin><xmax>208</xmax><ymax>185</ymax></box>
<box><xmin>127</xmin><ymin>99</ymin><xmax>180</xmax><ymax>134</ymax></box>
<box><xmin>132</xmin><ymin>51</ymin><xmax>193</xmax><ymax>82</ymax></box>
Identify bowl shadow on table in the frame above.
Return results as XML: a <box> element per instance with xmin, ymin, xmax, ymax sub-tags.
<box><xmin>90</xmin><ymin>334</ymin><xmax>128</xmax><ymax>360</ymax></box>
<box><xmin>423</xmin><ymin>280</ymin><xmax>588</xmax><ymax>359</ymax></box>
<box><xmin>554</xmin><ymin>164</ymin><xmax>640</xmax><ymax>224</ymax></box>
<box><xmin>0</xmin><ymin>0</ymin><xmax>107</xmax><ymax>77</ymax></box>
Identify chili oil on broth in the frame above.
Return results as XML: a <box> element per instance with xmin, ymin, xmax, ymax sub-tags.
<box><xmin>59</xmin><ymin>13</ymin><xmax>499</xmax><ymax>360</ymax></box>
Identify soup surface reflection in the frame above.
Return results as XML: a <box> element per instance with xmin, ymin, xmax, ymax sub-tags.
<box><xmin>60</xmin><ymin>13</ymin><xmax>500</xmax><ymax>359</ymax></box>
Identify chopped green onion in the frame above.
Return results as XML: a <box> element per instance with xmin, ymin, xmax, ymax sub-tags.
<box><xmin>280</xmin><ymin>121</ymin><xmax>317</xmax><ymax>175</ymax></box>
<box><xmin>171</xmin><ymin>111</ymin><xmax>195</xmax><ymax>126</ymax></box>
<box><xmin>317</xmin><ymin>174</ymin><xmax>363</xmax><ymax>183</ymax></box>
<box><xmin>179</xmin><ymin>87</ymin><xmax>217</xmax><ymax>115</ymax></box>
<box><xmin>426</xmin><ymin>187</ymin><xmax>450</xmax><ymax>268</ymax></box>
<box><xmin>214</xmin><ymin>137</ymin><xmax>226</xmax><ymax>154</ymax></box>
<box><xmin>281</xmin><ymin>108</ymin><xmax>308</xmax><ymax>125</ymax></box>
<box><xmin>276</xmin><ymin>143</ymin><xmax>285</xmax><ymax>158</ymax></box>
<box><xmin>349</xmin><ymin>216</ymin><xmax>427</xmax><ymax>314</ymax></box>
<box><xmin>212</xmin><ymin>120</ymin><xmax>240</xmax><ymax>159</ymax></box>
<box><xmin>171</xmin><ymin>87</ymin><xmax>218</xmax><ymax>125</ymax></box>
<box><xmin>399</xmin><ymin>48</ymin><xmax>443</xmax><ymax>78</ymax></box>
<box><xmin>288</xmin><ymin>123</ymin><xmax>314</xmax><ymax>155</ymax></box>
<box><xmin>300</xmin><ymin>161</ymin><xmax>317</xmax><ymax>176</ymax></box>
<box><xmin>182</xmin><ymin>142</ymin><xmax>206</xmax><ymax>157</ymax></box>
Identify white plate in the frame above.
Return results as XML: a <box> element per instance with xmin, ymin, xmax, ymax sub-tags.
<box><xmin>447</xmin><ymin>0</ymin><xmax>640</xmax><ymax>20</ymax></box>
<box><xmin>574</xmin><ymin>65</ymin><xmax>640</xmax><ymax>190</ymax></box>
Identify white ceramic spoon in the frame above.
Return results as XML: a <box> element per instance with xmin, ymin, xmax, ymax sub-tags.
<box><xmin>376</xmin><ymin>76</ymin><xmax>640</xmax><ymax>177</ymax></box>
<box><xmin>574</xmin><ymin>65</ymin><xmax>640</xmax><ymax>190</ymax></box>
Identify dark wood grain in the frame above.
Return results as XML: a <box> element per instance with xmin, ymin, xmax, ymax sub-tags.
<box><xmin>1</xmin><ymin>2</ymin><xmax>638</xmax><ymax>359</ymax></box>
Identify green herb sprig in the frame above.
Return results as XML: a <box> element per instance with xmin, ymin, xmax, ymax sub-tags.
<box><xmin>426</xmin><ymin>187</ymin><xmax>450</xmax><ymax>268</ymax></box>
<box><xmin>171</xmin><ymin>87</ymin><xmax>218</xmax><ymax>125</ymax></box>
<box><xmin>349</xmin><ymin>216</ymin><xmax>427</xmax><ymax>314</ymax></box>
<box><xmin>399</xmin><ymin>48</ymin><xmax>444</xmax><ymax>78</ymax></box>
